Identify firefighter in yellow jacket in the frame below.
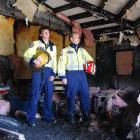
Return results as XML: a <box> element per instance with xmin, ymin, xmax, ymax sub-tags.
<box><xmin>58</xmin><ymin>32</ymin><xmax>95</xmax><ymax>124</ymax></box>
<box><xmin>24</xmin><ymin>26</ymin><xmax>57</xmax><ymax>127</ymax></box>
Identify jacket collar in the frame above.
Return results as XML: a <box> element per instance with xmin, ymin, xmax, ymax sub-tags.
<box><xmin>39</xmin><ymin>39</ymin><xmax>54</xmax><ymax>51</ymax></box>
<box><xmin>70</xmin><ymin>43</ymin><xmax>79</xmax><ymax>48</ymax></box>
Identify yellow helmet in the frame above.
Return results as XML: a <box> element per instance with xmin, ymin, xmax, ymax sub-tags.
<box><xmin>34</xmin><ymin>48</ymin><xmax>50</xmax><ymax>67</ymax></box>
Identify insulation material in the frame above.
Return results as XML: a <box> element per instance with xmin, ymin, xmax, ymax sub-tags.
<box><xmin>89</xmin><ymin>87</ymin><xmax>100</xmax><ymax>98</ymax></box>
<box><xmin>71</xmin><ymin>20</ymin><xmax>82</xmax><ymax>37</ymax></box>
<box><xmin>15</xmin><ymin>23</ymin><xmax>64</xmax><ymax>78</ymax></box>
<box><xmin>37</xmin><ymin>4</ymin><xmax>47</xmax><ymax>13</ymax></box>
<box><xmin>116</xmin><ymin>51</ymin><xmax>133</xmax><ymax>75</ymax></box>
<box><xmin>83</xmin><ymin>29</ymin><xmax>94</xmax><ymax>48</ymax></box>
<box><xmin>0</xmin><ymin>15</ymin><xmax>15</xmax><ymax>55</ymax></box>
<box><xmin>85</xmin><ymin>47</ymin><xmax>96</xmax><ymax>60</ymax></box>
<box><xmin>0</xmin><ymin>100</ymin><xmax>10</xmax><ymax>115</ymax></box>
<box><xmin>13</xmin><ymin>0</ymin><xmax>37</xmax><ymax>22</ymax></box>
<box><xmin>106</xmin><ymin>94</ymin><xmax>128</xmax><ymax>112</ymax></box>
<box><xmin>14</xmin><ymin>24</ymin><xmax>40</xmax><ymax>79</ymax></box>
<box><xmin>64</xmin><ymin>35</ymin><xmax>70</xmax><ymax>47</ymax></box>
<box><xmin>123</xmin><ymin>9</ymin><xmax>133</xmax><ymax>21</ymax></box>
<box><xmin>129</xmin><ymin>35</ymin><xmax>139</xmax><ymax>46</ymax></box>
<box><xmin>15</xmin><ymin>23</ymin><xmax>40</xmax><ymax>57</ymax></box>
<box><xmin>56</xmin><ymin>12</ymin><xmax>71</xmax><ymax>25</ymax></box>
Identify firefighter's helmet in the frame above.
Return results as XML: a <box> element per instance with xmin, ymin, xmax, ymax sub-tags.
<box><xmin>33</xmin><ymin>48</ymin><xmax>50</xmax><ymax>68</ymax></box>
<box><xmin>83</xmin><ymin>61</ymin><xmax>96</xmax><ymax>75</ymax></box>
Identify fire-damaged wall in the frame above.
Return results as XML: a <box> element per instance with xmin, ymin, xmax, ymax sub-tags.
<box><xmin>0</xmin><ymin>15</ymin><xmax>15</xmax><ymax>55</ymax></box>
<box><xmin>14</xmin><ymin>21</ymin><xmax>40</xmax><ymax>57</ymax></box>
<box><xmin>15</xmin><ymin>24</ymin><xmax>95</xmax><ymax>60</ymax></box>
<box><xmin>50</xmin><ymin>31</ymin><xmax>63</xmax><ymax>58</ymax></box>
<box><xmin>14</xmin><ymin>22</ymin><xmax>65</xmax><ymax>79</ymax></box>
<box><xmin>10</xmin><ymin>21</ymin><xmax>39</xmax><ymax>79</ymax></box>
<box><xmin>64</xmin><ymin>35</ymin><xmax>70</xmax><ymax>47</ymax></box>
<box><xmin>0</xmin><ymin>14</ymin><xmax>95</xmax><ymax>80</ymax></box>
<box><xmin>14</xmin><ymin>22</ymin><xmax>65</xmax><ymax>58</ymax></box>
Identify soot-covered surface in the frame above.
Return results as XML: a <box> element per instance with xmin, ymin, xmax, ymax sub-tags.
<box><xmin>0</xmin><ymin>117</ymin><xmax>119</xmax><ymax>140</ymax></box>
<box><xmin>22</xmin><ymin>119</ymin><xmax>118</xmax><ymax>140</ymax></box>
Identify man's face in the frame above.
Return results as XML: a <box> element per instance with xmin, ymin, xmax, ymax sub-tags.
<box><xmin>40</xmin><ymin>29</ymin><xmax>50</xmax><ymax>41</ymax></box>
<box><xmin>70</xmin><ymin>33</ymin><xmax>80</xmax><ymax>45</ymax></box>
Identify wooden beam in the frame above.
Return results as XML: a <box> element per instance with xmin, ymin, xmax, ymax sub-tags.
<box><xmin>92</xmin><ymin>25</ymin><xmax>128</xmax><ymax>35</ymax></box>
<box><xmin>101</xmin><ymin>31</ymin><xmax>134</xmax><ymax>38</ymax></box>
<box><xmin>37</xmin><ymin>0</ymin><xmax>47</xmax><ymax>3</ymax></box>
<box><xmin>117</xmin><ymin>0</ymin><xmax>138</xmax><ymax>19</ymax></box>
<box><xmin>133</xmin><ymin>17</ymin><xmax>140</xmax><ymax>27</ymax></box>
<box><xmin>68</xmin><ymin>12</ymin><xmax>92</xmax><ymax>20</ymax></box>
<box><xmin>53</xmin><ymin>3</ymin><xmax>76</xmax><ymax>13</ymax></box>
<box><xmin>65</xmin><ymin>0</ymin><xmax>134</xmax><ymax>28</ymax></box>
<box><xmin>81</xmin><ymin>19</ymin><xmax>113</xmax><ymax>28</ymax></box>
<box><xmin>43</xmin><ymin>3</ymin><xmax>54</xmax><ymax>11</ymax></box>
<box><xmin>66</xmin><ymin>0</ymin><xmax>116</xmax><ymax>20</ymax></box>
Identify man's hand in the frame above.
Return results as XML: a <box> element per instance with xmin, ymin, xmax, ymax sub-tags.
<box><xmin>62</xmin><ymin>78</ymin><xmax>67</xmax><ymax>85</ymax></box>
<box><xmin>49</xmin><ymin>76</ymin><xmax>55</xmax><ymax>81</ymax></box>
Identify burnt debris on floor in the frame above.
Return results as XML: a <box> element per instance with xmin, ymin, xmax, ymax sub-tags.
<box><xmin>0</xmin><ymin>55</ymin><xmax>140</xmax><ymax>140</ymax></box>
<box><xmin>0</xmin><ymin>87</ymin><xmax>140</xmax><ymax>140</ymax></box>
<box><xmin>0</xmin><ymin>116</ymin><xmax>119</xmax><ymax>140</ymax></box>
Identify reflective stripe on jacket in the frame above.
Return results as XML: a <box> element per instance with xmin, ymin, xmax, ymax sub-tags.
<box><xmin>24</xmin><ymin>40</ymin><xmax>57</xmax><ymax>74</ymax></box>
<box><xmin>58</xmin><ymin>46</ymin><xmax>93</xmax><ymax>77</ymax></box>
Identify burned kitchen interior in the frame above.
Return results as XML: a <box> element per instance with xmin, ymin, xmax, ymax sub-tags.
<box><xmin>0</xmin><ymin>0</ymin><xmax>140</xmax><ymax>140</ymax></box>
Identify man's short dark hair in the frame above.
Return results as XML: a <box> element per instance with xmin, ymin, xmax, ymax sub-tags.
<box><xmin>39</xmin><ymin>26</ymin><xmax>49</xmax><ymax>34</ymax></box>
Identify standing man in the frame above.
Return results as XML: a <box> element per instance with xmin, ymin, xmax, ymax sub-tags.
<box><xmin>24</xmin><ymin>26</ymin><xmax>57</xmax><ymax>127</ymax></box>
<box><xmin>58</xmin><ymin>32</ymin><xmax>95</xmax><ymax>124</ymax></box>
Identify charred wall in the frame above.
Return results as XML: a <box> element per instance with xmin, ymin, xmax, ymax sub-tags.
<box><xmin>0</xmin><ymin>15</ymin><xmax>95</xmax><ymax>80</ymax></box>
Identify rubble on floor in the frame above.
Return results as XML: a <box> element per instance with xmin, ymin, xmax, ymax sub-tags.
<box><xmin>1</xmin><ymin>86</ymin><xmax>138</xmax><ymax>140</ymax></box>
<box><xmin>0</xmin><ymin>56</ymin><xmax>140</xmax><ymax>140</ymax></box>
<box><xmin>0</xmin><ymin>115</ymin><xmax>119</xmax><ymax>140</ymax></box>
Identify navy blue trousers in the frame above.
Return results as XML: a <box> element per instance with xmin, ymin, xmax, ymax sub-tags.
<box><xmin>66</xmin><ymin>70</ymin><xmax>90</xmax><ymax>115</ymax></box>
<box><xmin>26</xmin><ymin>67</ymin><xmax>54</xmax><ymax>123</ymax></box>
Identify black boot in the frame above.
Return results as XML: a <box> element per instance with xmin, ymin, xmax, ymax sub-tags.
<box><xmin>27</xmin><ymin>121</ymin><xmax>36</xmax><ymax>127</ymax></box>
<box><xmin>67</xmin><ymin>114</ymin><xmax>75</xmax><ymax>124</ymax></box>
<box><xmin>82</xmin><ymin>112</ymin><xmax>90</xmax><ymax>122</ymax></box>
